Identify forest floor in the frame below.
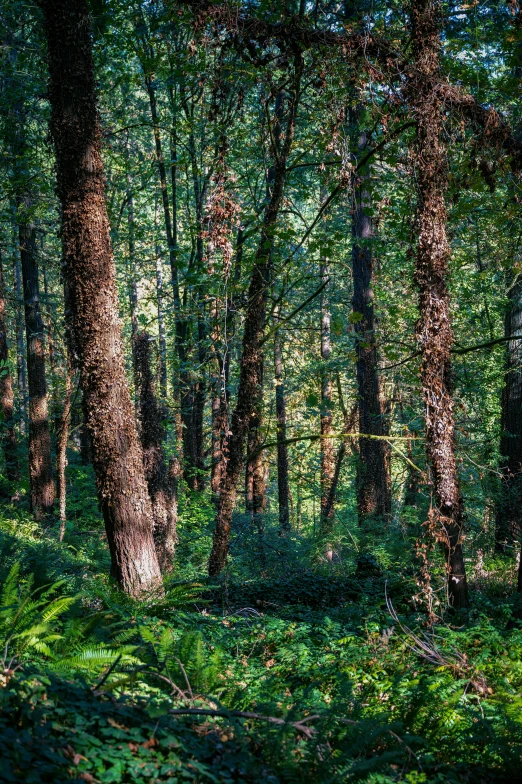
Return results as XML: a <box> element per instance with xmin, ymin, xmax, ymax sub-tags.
<box><xmin>1</xmin><ymin>458</ymin><xmax>522</xmax><ymax>783</ymax></box>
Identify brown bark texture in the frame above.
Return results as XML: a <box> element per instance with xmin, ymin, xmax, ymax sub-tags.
<box><xmin>42</xmin><ymin>0</ymin><xmax>163</xmax><ymax>596</ymax></box>
<box><xmin>351</xmin><ymin>131</ymin><xmax>391</xmax><ymax>524</ymax></box>
<box><xmin>208</xmin><ymin>61</ymin><xmax>302</xmax><ymax>576</ymax></box>
<box><xmin>0</xmin><ymin>249</ymin><xmax>18</xmax><ymax>483</ymax></box>
<box><xmin>495</xmin><ymin>278</ymin><xmax>522</xmax><ymax>551</ymax></box>
<box><xmin>408</xmin><ymin>0</ymin><xmax>468</xmax><ymax>609</ymax></box>
<box><xmin>19</xmin><ymin>210</ymin><xmax>55</xmax><ymax>517</ymax></box>
<box><xmin>134</xmin><ymin>331</ymin><xmax>178</xmax><ymax>571</ymax></box>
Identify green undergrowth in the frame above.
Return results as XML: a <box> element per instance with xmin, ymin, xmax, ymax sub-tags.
<box><xmin>0</xmin><ymin>502</ymin><xmax>522</xmax><ymax>782</ymax></box>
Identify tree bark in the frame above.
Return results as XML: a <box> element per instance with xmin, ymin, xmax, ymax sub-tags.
<box><xmin>408</xmin><ymin>0</ymin><xmax>468</xmax><ymax>609</ymax></box>
<box><xmin>0</xmin><ymin>248</ymin><xmax>18</xmax><ymax>483</ymax></box>
<box><xmin>42</xmin><ymin>0</ymin><xmax>162</xmax><ymax>596</ymax></box>
<box><xmin>351</xmin><ymin>129</ymin><xmax>391</xmax><ymax>524</ymax></box>
<box><xmin>495</xmin><ymin>278</ymin><xmax>522</xmax><ymax>552</ymax></box>
<box><xmin>208</xmin><ymin>60</ymin><xmax>303</xmax><ymax>576</ymax></box>
<box><xmin>134</xmin><ymin>332</ymin><xmax>177</xmax><ymax>571</ymax></box>
<box><xmin>18</xmin><ymin>203</ymin><xmax>55</xmax><ymax>518</ymax></box>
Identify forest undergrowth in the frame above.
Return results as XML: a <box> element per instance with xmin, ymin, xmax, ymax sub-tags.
<box><xmin>1</xmin><ymin>459</ymin><xmax>521</xmax><ymax>784</ymax></box>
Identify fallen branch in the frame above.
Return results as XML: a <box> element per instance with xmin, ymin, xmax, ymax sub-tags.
<box><xmin>168</xmin><ymin>707</ymin><xmax>320</xmax><ymax>738</ymax></box>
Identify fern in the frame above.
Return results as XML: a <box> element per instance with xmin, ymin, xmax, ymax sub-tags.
<box><xmin>0</xmin><ymin>562</ymin><xmax>76</xmax><ymax>670</ymax></box>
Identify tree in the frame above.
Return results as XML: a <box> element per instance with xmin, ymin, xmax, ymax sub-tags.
<box><xmin>41</xmin><ymin>0</ymin><xmax>162</xmax><ymax>596</ymax></box>
<box><xmin>0</xmin><ymin>248</ymin><xmax>18</xmax><ymax>484</ymax></box>
<box><xmin>18</xmin><ymin>200</ymin><xmax>55</xmax><ymax>518</ymax></box>
<box><xmin>408</xmin><ymin>0</ymin><xmax>468</xmax><ymax>609</ymax></box>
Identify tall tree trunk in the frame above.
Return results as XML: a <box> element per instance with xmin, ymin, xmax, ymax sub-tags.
<box><xmin>155</xmin><ymin>200</ymin><xmax>168</xmax><ymax>401</ymax></box>
<box><xmin>274</xmin><ymin>304</ymin><xmax>290</xmax><ymax>533</ymax></box>
<box><xmin>351</xmin><ymin>129</ymin><xmax>391</xmax><ymax>524</ymax></box>
<box><xmin>495</xmin><ymin>278</ymin><xmax>522</xmax><ymax>552</ymax></box>
<box><xmin>244</xmin><ymin>90</ymin><xmax>285</xmax><ymax>518</ymax></box>
<box><xmin>408</xmin><ymin>0</ymin><xmax>468</xmax><ymax>609</ymax></box>
<box><xmin>18</xmin><ymin>202</ymin><xmax>55</xmax><ymax>518</ymax></box>
<box><xmin>13</xmin><ymin>234</ymin><xmax>27</xmax><ymax>434</ymax></box>
<box><xmin>319</xmin><ymin>253</ymin><xmax>335</xmax><ymax>532</ymax></box>
<box><xmin>143</xmin><ymin>66</ymin><xmax>204</xmax><ymax>489</ymax></box>
<box><xmin>208</xmin><ymin>60</ymin><xmax>302</xmax><ymax>576</ymax></box>
<box><xmin>58</xmin><ymin>364</ymin><xmax>73</xmax><ymax>541</ymax></box>
<box><xmin>0</xmin><ymin>248</ymin><xmax>18</xmax><ymax>483</ymax></box>
<box><xmin>42</xmin><ymin>0</ymin><xmax>162</xmax><ymax>596</ymax></box>
<box><xmin>210</xmin><ymin>228</ymin><xmax>244</xmax><ymax>502</ymax></box>
<box><xmin>134</xmin><ymin>332</ymin><xmax>177</xmax><ymax>571</ymax></box>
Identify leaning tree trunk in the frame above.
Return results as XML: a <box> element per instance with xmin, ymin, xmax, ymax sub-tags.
<box><xmin>208</xmin><ymin>60</ymin><xmax>303</xmax><ymax>576</ymax></box>
<box><xmin>134</xmin><ymin>332</ymin><xmax>177</xmax><ymax>571</ymax></box>
<box><xmin>408</xmin><ymin>0</ymin><xmax>468</xmax><ymax>609</ymax></box>
<box><xmin>495</xmin><ymin>277</ymin><xmax>522</xmax><ymax>552</ymax></box>
<box><xmin>0</xmin><ymin>248</ymin><xmax>18</xmax><ymax>483</ymax></box>
<box><xmin>351</xmin><ymin>129</ymin><xmax>391</xmax><ymax>524</ymax></box>
<box><xmin>42</xmin><ymin>0</ymin><xmax>162</xmax><ymax>596</ymax></box>
<box><xmin>18</xmin><ymin>203</ymin><xmax>55</xmax><ymax>518</ymax></box>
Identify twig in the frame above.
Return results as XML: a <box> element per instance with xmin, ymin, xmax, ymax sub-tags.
<box><xmin>91</xmin><ymin>654</ymin><xmax>122</xmax><ymax>692</ymax></box>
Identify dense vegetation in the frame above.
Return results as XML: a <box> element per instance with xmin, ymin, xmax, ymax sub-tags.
<box><xmin>1</xmin><ymin>0</ymin><xmax>522</xmax><ymax>780</ymax></box>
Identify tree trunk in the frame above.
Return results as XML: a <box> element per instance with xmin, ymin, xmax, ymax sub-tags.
<box><xmin>495</xmin><ymin>278</ymin><xmax>522</xmax><ymax>552</ymax></box>
<box><xmin>154</xmin><ymin>201</ymin><xmax>168</xmax><ymax>401</ymax></box>
<box><xmin>208</xmin><ymin>60</ymin><xmax>303</xmax><ymax>576</ymax></box>
<box><xmin>408</xmin><ymin>0</ymin><xmax>468</xmax><ymax>609</ymax></box>
<box><xmin>351</xmin><ymin>129</ymin><xmax>391</xmax><ymax>524</ymax></box>
<box><xmin>18</xmin><ymin>203</ymin><xmax>55</xmax><ymax>518</ymax></box>
<box><xmin>319</xmin><ymin>255</ymin><xmax>335</xmax><ymax>532</ymax></box>
<box><xmin>244</xmin><ymin>91</ymin><xmax>285</xmax><ymax>518</ymax></box>
<box><xmin>134</xmin><ymin>332</ymin><xmax>177</xmax><ymax>571</ymax></box>
<box><xmin>143</xmin><ymin>67</ymin><xmax>205</xmax><ymax>490</ymax></box>
<box><xmin>13</xmin><ymin>234</ymin><xmax>27</xmax><ymax>434</ymax></box>
<box><xmin>42</xmin><ymin>0</ymin><xmax>162</xmax><ymax>596</ymax></box>
<box><xmin>58</xmin><ymin>365</ymin><xmax>73</xmax><ymax>541</ymax></box>
<box><xmin>274</xmin><ymin>305</ymin><xmax>290</xmax><ymax>533</ymax></box>
<box><xmin>0</xmin><ymin>248</ymin><xmax>18</xmax><ymax>483</ymax></box>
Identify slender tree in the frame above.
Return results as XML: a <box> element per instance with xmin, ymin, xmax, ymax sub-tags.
<box><xmin>351</xmin><ymin>126</ymin><xmax>391</xmax><ymax>524</ymax></box>
<box><xmin>0</xmin><ymin>247</ymin><xmax>18</xmax><ymax>483</ymax></box>
<box><xmin>41</xmin><ymin>0</ymin><xmax>162</xmax><ymax>596</ymax></box>
<box><xmin>18</xmin><ymin>199</ymin><xmax>55</xmax><ymax>518</ymax></box>
<box><xmin>408</xmin><ymin>0</ymin><xmax>468</xmax><ymax>608</ymax></box>
<box><xmin>134</xmin><ymin>332</ymin><xmax>177</xmax><ymax>571</ymax></box>
<box><xmin>495</xmin><ymin>278</ymin><xmax>522</xmax><ymax>552</ymax></box>
<box><xmin>208</xmin><ymin>57</ymin><xmax>303</xmax><ymax>576</ymax></box>
<box><xmin>274</xmin><ymin>301</ymin><xmax>290</xmax><ymax>533</ymax></box>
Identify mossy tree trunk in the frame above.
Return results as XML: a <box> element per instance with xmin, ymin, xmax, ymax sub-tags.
<box><xmin>408</xmin><ymin>0</ymin><xmax>468</xmax><ymax>609</ymax></box>
<box><xmin>42</xmin><ymin>0</ymin><xmax>162</xmax><ymax>596</ymax></box>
